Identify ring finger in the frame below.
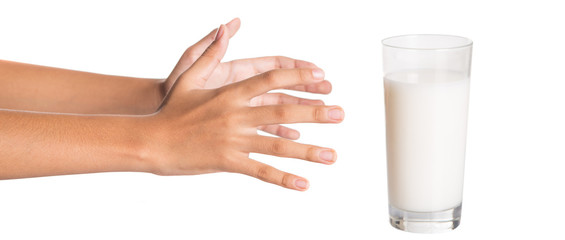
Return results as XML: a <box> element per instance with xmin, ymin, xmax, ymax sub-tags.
<box><xmin>250</xmin><ymin>92</ymin><xmax>324</xmax><ymax>107</ymax></box>
<box><xmin>258</xmin><ymin>125</ymin><xmax>300</xmax><ymax>140</ymax></box>
<box><xmin>245</xmin><ymin>135</ymin><xmax>337</xmax><ymax>164</ymax></box>
<box><xmin>252</xmin><ymin>93</ymin><xmax>324</xmax><ymax>139</ymax></box>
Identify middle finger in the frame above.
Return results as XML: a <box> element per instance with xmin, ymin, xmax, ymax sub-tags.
<box><xmin>245</xmin><ymin>104</ymin><xmax>345</xmax><ymax>126</ymax></box>
<box><xmin>244</xmin><ymin>135</ymin><xmax>337</xmax><ymax>164</ymax></box>
<box><xmin>249</xmin><ymin>92</ymin><xmax>324</xmax><ymax>107</ymax></box>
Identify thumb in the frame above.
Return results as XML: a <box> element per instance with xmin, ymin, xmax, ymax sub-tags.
<box><xmin>166</xmin><ymin>18</ymin><xmax>241</xmax><ymax>91</ymax></box>
<box><xmin>176</xmin><ymin>24</ymin><xmax>230</xmax><ymax>90</ymax></box>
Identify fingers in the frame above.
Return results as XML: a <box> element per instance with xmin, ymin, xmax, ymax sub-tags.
<box><xmin>245</xmin><ymin>136</ymin><xmax>337</xmax><ymax>165</ymax></box>
<box><xmin>182</xmin><ymin>30</ymin><xmax>216</xmax><ymax>64</ymax></box>
<box><xmin>225</xmin><ymin>56</ymin><xmax>332</xmax><ymax>95</ymax></box>
<box><xmin>237</xmin><ymin>159</ymin><xmax>310</xmax><ymax>191</ymax></box>
<box><xmin>166</xmin><ymin>18</ymin><xmax>240</xmax><ymax>90</ymax></box>
<box><xmin>286</xmin><ymin>80</ymin><xmax>332</xmax><ymax>94</ymax></box>
<box><xmin>250</xmin><ymin>92</ymin><xmax>324</xmax><ymax>107</ymax></box>
<box><xmin>245</xmin><ymin>105</ymin><xmax>345</xmax><ymax>125</ymax></box>
<box><xmin>225</xmin><ymin>18</ymin><xmax>241</xmax><ymax>38</ymax></box>
<box><xmin>226</xmin><ymin>68</ymin><xmax>326</xmax><ymax>99</ymax></box>
<box><xmin>176</xmin><ymin>24</ymin><xmax>230</xmax><ymax>90</ymax></box>
<box><xmin>250</xmin><ymin>93</ymin><xmax>323</xmax><ymax>140</ymax></box>
<box><xmin>166</xmin><ymin>29</ymin><xmax>216</xmax><ymax>85</ymax></box>
<box><xmin>258</xmin><ymin>124</ymin><xmax>300</xmax><ymax>140</ymax></box>
<box><xmin>237</xmin><ymin>56</ymin><xmax>318</xmax><ymax>75</ymax></box>
<box><xmin>183</xmin><ymin>18</ymin><xmax>241</xmax><ymax>64</ymax></box>
<box><xmin>242</xmin><ymin>56</ymin><xmax>332</xmax><ymax>94</ymax></box>
<box><xmin>226</xmin><ymin>56</ymin><xmax>331</xmax><ymax>94</ymax></box>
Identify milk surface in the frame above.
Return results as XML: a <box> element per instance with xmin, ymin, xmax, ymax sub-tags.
<box><xmin>385</xmin><ymin>70</ymin><xmax>469</xmax><ymax>212</ymax></box>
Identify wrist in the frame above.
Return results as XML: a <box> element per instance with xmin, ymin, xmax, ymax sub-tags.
<box><xmin>126</xmin><ymin>114</ymin><xmax>168</xmax><ymax>175</ymax></box>
<box><xmin>143</xmin><ymin>78</ymin><xmax>167</xmax><ymax>114</ymax></box>
<box><xmin>108</xmin><ymin>115</ymin><xmax>157</xmax><ymax>174</ymax></box>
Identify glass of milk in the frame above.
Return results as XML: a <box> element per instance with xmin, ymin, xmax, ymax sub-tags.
<box><xmin>382</xmin><ymin>34</ymin><xmax>473</xmax><ymax>233</ymax></box>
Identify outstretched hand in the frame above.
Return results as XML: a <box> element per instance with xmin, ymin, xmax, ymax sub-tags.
<box><xmin>163</xmin><ymin>18</ymin><xmax>333</xmax><ymax>140</ymax></box>
<box><xmin>143</xmin><ymin>22</ymin><xmax>344</xmax><ymax>191</ymax></box>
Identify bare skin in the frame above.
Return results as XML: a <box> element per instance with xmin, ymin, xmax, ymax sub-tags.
<box><xmin>0</xmin><ymin>19</ymin><xmax>344</xmax><ymax>191</ymax></box>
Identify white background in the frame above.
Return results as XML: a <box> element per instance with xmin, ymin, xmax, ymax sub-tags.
<box><xmin>1</xmin><ymin>0</ymin><xmax>564</xmax><ymax>239</ymax></box>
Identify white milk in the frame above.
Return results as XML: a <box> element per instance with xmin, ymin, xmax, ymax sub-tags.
<box><xmin>385</xmin><ymin>69</ymin><xmax>470</xmax><ymax>212</ymax></box>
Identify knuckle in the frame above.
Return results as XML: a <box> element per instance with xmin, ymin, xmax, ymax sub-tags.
<box><xmin>218</xmin><ymin>135</ymin><xmax>235</xmax><ymax>147</ymax></box>
<box><xmin>219</xmin><ymin>111</ymin><xmax>241</xmax><ymax>128</ymax></box>
<box><xmin>270</xmin><ymin>138</ymin><xmax>288</xmax><ymax>155</ymax></box>
<box><xmin>183</xmin><ymin>46</ymin><xmax>193</xmax><ymax>55</ymax></box>
<box><xmin>255</xmin><ymin>166</ymin><xmax>271</xmax><ymax>181</ymax></box>
<box><xmin>304</xmin><ymin>83</ymin><xmax>315</xmax><ymax>92</ymax></box>
<box><xmin>184</xmin><ymin>49</ymin><xmax>198</xmax><ymax>62</ymax></box>
<box><xmin>263</xmin><ymin>70</ymin><xmax>279</xmax><ymax>85</ymax></box>
<box><xmin>280</xmin><ymin>173</ymin><xmax>291</xmax><ymax>188</ymax></box>
<box><xmin>214</xmin><ymin>87</ymin><xmax>242</xmax><ymax>106</ymax></box>
<box><xmin>314</xmin><ymin>106</ymin><xmax>325</xmax><ymax>122</ymax></box>
<box><xmin>273</xmin><ymin>56</ymin><xmax>283</xmax><ymax>69</ymax></box>
<box><xmin>306</xmin><ymin>146</ymin><xmax>317</xmax><ymax>161</ymax></box>
<box><xmin>274</xmin><ymin>56</ymin><xmax>293</xmax><ymax>68</ymax></box>
<box><xmin>273</xmin><ymin>106</ymin><xmax>289</xmax><ymax>121</ymax></box>
<box><xmin>274</xmin><ymin>93</ymin><xmax>285</xmax><ymax>105</ymax></box>
<box><xmin>227</xmin><ymin>112</ymin><xmax>242</xmax><ymax>126</ymax></box>
<box><xmin>150</xmin><ymin>163</ymin><xmax>167</xmax><ymax>176</ymax></box>
<box><xmin>187</xmin><ymin>55</ymin><xmax>199</xmax><ymax>64</ymax></box>
<box><xmin>299</xmin><ymin>68</ymin><xmax>311</xmax><ymax>83</ymax></box>
<box><xmin>275</xmin><ymin>125</ymin><xmax>286</xmax><ymax>137</ymax></box>
<box><xmin>215</xmin><ymin>86</ymin><xmax>232</xmax><ymax>99</ymax></box>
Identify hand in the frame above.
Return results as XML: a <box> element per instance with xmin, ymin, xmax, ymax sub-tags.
<box><xmin>164</xmin><ymin>18</ymin><xmax>332</xmax><ymax>140</ymax></box>
<box><xmin>141</xmin><ymin>24</ymin><xmax>344</xmax><ymax>191</ymax></box>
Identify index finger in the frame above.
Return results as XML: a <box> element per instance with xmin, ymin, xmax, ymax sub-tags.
<box><xmin>176</xmin><ymin>24</ymin><xmax>230</xmax><ymax>90</ymax></box>
<box><xmin>227</xmin><ymin>68</ymin><xmax>325</xmax><ymax>99</ymax></box>
<box><xmin>166</xmin><ymin>18</ymin><xmax>241</xmax><ymax>90</ymax></box>
<box><xmin>187</xmin><ymin>18</ymin><xmax>241</xmax><ymax>60</ymax></box>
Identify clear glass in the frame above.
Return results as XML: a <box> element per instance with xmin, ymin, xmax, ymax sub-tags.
<box><xmin>382</xmin><ymin>34</ymin><xmax>472</xmax><ymax>233</ymax></box>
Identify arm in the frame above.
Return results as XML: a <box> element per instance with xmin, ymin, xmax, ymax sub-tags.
<box><xmin>0</xmin><ymin>60</ymin><xmax>165</xmax><ymax>114</ymax></box>
<box><xmin>0</xmin><ymin>24</ymin><xmax>344</xmax><ymax>191</ymax></box>
<box><xmin>0</xmin><ymin>19</ymin><xmax>242</xmax><ymax>115</ymax></box>
<box><xmin>0</xmin><ymin>109</ymin><xmax>149</xmax><ymax>179</ymax></box>
<box><xmin>0</xmin><ymin>18</ymin><xmax>329</xmax><ymax>119</ymax></box>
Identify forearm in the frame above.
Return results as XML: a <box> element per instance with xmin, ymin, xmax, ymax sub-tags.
<box><xmin>0</xmin><ymin>60</ymin><xmax>165</xmax><ymax>114</ymax></box>
<box><xmin>0</xmin><ymin>109</ymin><xmax>151</xmax><ymax>179</ymax></box>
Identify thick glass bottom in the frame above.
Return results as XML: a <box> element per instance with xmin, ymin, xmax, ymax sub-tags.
<box><xmin>389</xmin><ymin>204</ymin><xmax>462</xmax><ymax>233</ymax></box>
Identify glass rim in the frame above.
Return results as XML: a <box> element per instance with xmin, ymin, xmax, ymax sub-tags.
<box><xmin>382</xmin><ymin>34</ymin><xmax>473</xmax><ymax>50</ymax></box>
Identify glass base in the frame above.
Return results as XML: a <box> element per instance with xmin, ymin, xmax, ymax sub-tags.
<box><xmin>389</xmin><ymin>204</ymin><xmax>462</xmax><ymax>233</ymax></box>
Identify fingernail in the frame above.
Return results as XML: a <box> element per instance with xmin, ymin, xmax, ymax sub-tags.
<box><xmin>312</xmin><ymin>69</ymin><xmax>324</xmax><ymax>80</ymax></box>
<box><xmin>295</xmin><ymin>179</ymin><xmax>309</xmax><ymax>190</ymax></box>
<box><xmin>215</xmin><ymin>25</ymin><xmax>225</xmax><ymax>41</ymax></box>
<box><xmin>319</xmin><ymin>150</ymin><xmax>335</xmax><ymax>163</ymax></box>
<box><xmin>328</xmin><ymin>108</ymin><xmax>344</xmax><ymax>121</ymax></box>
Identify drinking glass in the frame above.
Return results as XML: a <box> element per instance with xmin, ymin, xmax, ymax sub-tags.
<box><xmin>382</xmin><ymin>34</ymin><xmax>473</xmax><ymax>233</ymax></box>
